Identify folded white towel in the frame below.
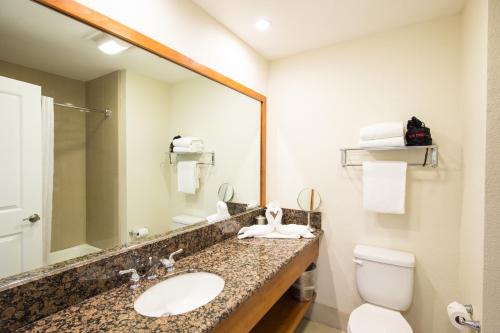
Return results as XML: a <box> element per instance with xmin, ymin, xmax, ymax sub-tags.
<box><xmin>363</xmin><ymin>161</ymin><xmax>407</xmax><ymax>214</ymax></box>
<box><xmin>173</xmin><ymin>145</ymin><xmax>204</xmax><ymax>153</ymax></box>
<box><xmin>360</xmin><ymin>122</ymin><xmax>405</xmax><ymax>141</ymax></box>
<box><xmin>177</xmin><ymin>161</ymin><xmax>199</xmax><ymax>194</ymax></box>
<box><xmin>265</xmin><ymin>202</ymin><xmax>283</xmax><ymax>227</ymax></box>
<box><xmin>255</xmin><ymin>232</ymin><xmax>300</xmax><ymax>239</ymax></box>
<box><xmin>359</xmin><ymin>136</ymin><xmax>405</xmax><ymax>148</ymax></box>
<box><xmin>173</xmin><ymin>137</ymin><xmax>203</xmax><ymax>148</ymax></box>
<box><xmin>238</xmin><ymin>202</ymin><xmax>316</xmax><ymax>239</ymax></box>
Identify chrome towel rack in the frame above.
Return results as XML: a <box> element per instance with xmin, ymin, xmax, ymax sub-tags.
<box><xmin>168</xmin><ymin>151</ymin><xmax>215</xmax><ymax>166</ymax></box>
<box><xmin>340</xmin><ymin>145</ymin><xmax>438</xmax><ymax>168</ymax></box>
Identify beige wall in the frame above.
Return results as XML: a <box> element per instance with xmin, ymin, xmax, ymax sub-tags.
<box><xmin>123</xmin><ymin>71</ymin><xmax>171</xmax><ymax>237</ymax></box>
<box><xmin>0</xmin><ymin>60</ymin><xmax>87</xmax><ymax>252</ymax></box>
<box><xmin>85</xmin><ymin>71</ymin><xmax>121</xmax><ymax>249</ymax></box>
<box><xmin>459</xmin><ymin>0</ymin><xmax>488</xmax><ymax>325</ymax></box>
<box><xmin>167</xmin><ymin>77</ymin><xmax>261</xmax><ymax>219</ymax></box>
<box><xmin>267</xmin><ymin>16</ymin><xmax>463</xmax><ymax>333</ymax></box>
<box><xmin>75</xmin><ymin>0</ymin><xmax>268</xmax><ymax>94</ymax></box>
<box><xmin>483</xmin><ymin>1</ymin><xmax>500</xmax><ymax>332</ymax></box>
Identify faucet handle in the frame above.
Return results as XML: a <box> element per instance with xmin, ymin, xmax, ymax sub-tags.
<box><xmin>168</xmin><ymin>249</ymin><xmax>183</xmax><ymax>263</ymax></box>
<box><xmin>160</xmin><ymin>249</ymin><xmax>184</xmax><ymax>272</ymax></box>
<box><xmin>119</xmin><ymin>268</ymin><xmax>141</xmax><ymax>289</ymax></box>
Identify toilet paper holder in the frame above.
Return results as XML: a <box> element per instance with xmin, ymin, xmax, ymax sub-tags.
<box><xmin>456</xmin><ymin>304</ymin><xmax>481</xmax><ymax>332</ymax></box>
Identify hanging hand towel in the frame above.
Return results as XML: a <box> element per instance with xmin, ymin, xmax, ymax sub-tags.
<box><xmin>363</xmin><ymin>161</ymin><xmax>407</xmax><ymax>214</ymax></box>
<box><xmin>177</xmin><ymin>161</ymin><xmax>199</xmax><ymax>194</ymax></box>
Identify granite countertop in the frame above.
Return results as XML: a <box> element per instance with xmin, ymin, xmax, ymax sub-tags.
<box><xmin>16</xmin><ymin>233</ymin><xmax>320</xmax><ymax>333</ymax></box>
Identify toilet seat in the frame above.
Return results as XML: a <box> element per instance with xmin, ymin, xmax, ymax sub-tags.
<box><xmin>348</xmin><ymin>303</ymin><xmax>412</xmax><ymax>333</ymax></box>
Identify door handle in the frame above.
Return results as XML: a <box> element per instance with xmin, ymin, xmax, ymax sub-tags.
<box><xmin>23</xmin><ymin>213</ymin><xmax>40</xmax><ymax>223</ymax></box>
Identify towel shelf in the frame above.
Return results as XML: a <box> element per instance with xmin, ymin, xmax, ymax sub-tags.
<box><xmin>168</xmin><ymin>151</ymin><xmax>215</xmax><ymax>166</ymax></box>
<box><xmin>340</xmin><ymin>145</ymin><xmax>438</xmax><ymax>168</ymax></box>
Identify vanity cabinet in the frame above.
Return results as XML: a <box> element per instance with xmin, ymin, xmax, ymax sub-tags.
<box><xmin>212</xmin><ymin>239</ymin><xmax>319</xmax><ymax>333</ymax></box>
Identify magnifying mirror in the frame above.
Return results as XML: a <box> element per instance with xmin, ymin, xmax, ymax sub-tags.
<box><xmin>297</xmin><ymin>188</ymin><xmax>321</xmax><ymax>231</ymax></box>
<box><xmin>218</xmin><ymin>183</ymin><xmax>234</xmax><ymax>202</ymax></box>
<box><xmin>297</xmin><ymin>188</ymin><xmax>321</xmax><ymax>211</ymax></box>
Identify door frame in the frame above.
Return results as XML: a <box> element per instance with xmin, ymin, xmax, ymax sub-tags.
<box><xmin>32</xmin><ymin>0</ymin><xmax>267</xmax><ymax>207</ymax></box>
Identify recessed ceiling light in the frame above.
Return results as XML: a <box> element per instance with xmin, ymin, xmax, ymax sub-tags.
<box><xmin>93</xmin><ymin>34</ymin><xmax>131</xmax><ymax>55</ymax></box>
<box><xmin>255</xmin><ymin>18</ymin><xmax>271</xmax><ymax>31</ymax></box>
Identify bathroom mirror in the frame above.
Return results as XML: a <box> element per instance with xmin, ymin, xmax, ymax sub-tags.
<box><xmin>297</xmin><ymin>188</ymin><xmax>322</xmax><ymax>211</ymax></box>
<box><xmin>0</xmin><ymin>0</ymin><xmax>264</xmax><ymax>282</ymax></box>
<box><xmin>218</xmin><ymin>183</ymin><xmax>235</xmax><ymax>202</ymax></box>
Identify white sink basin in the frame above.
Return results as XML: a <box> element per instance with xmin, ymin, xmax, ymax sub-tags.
<box><xmin>134</xmin><ymin>271</ymin><xmax>225</xmax><ymax>317</ymax></box>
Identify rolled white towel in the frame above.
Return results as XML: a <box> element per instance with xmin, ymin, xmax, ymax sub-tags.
<box><xmin>173</xmin><ymin>137</ymin><xmax>203</xmax><ymax>148</ymax></box>
<box><xmin>359</xmin><ymin>136</ymin><xmax>405</xmax><ymax>149</ymax></box>
<box><xmin>360</xmin><ymin>122</ymin><xmax>404</xmax><ymax>141</ymax></box>
<box><xmin>207</xmin><ymin>213</ymin><xmax>229</xmax><ymax>223</ymax></box>
<box><xmin>276</xmin><ymin>224</ymin><xmax>315</xmax><ymax>239</ymax></box>
<box><xmin>238</xmin><ymin>224</ymin><xmax>274</xmax><ymax>239</ymax></box>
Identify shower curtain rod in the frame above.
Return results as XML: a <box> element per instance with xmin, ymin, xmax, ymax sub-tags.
<box><xmin>54</xmin><ymin>102</ymin><xmax>112</xmax><ymax>119</ymax></box>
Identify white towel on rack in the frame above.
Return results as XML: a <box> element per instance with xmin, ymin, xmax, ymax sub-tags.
<box><xmin>360</xmin><ymin>122</ymin><xmax>405</xmax><ymax>141</ymax></box>
<box><xmin>177</xmin><ymin>161</ymin><xmax>199</xmax><ymax>194</ymax></box>
<box><xmin>173</xmin><ymin>137</ymin><xmax>203</xmax><ymax>148</ymax></box>
<box><xmin>359</xmin><ymin>136</ymin><xmax>405</xmax><ymax>148</ymax></box>
<box><xmin>363</xmin><ymin>161</ymin><xmax>407</xmax><ymax>214</ymax></box>
<box><xmin>173</xmin><ymin>145</ymin><xmax>203</xmax><ymax>153</ymax></box>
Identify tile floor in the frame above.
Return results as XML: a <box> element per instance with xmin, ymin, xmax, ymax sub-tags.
<box><xmin>295</xmin><ymin>319</ymin><xmax>346</xmax><ymax>333</ymax></box>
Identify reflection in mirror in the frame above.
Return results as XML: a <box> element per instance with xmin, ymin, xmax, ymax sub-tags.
<box><xmin>218</xmin><ymin>183</ymin><xmax>235</xmax><ymax>202</ymax></box>
<box><xmin>297</xmin><ymin>188</ymin><xmax>322</xmax><ymax>232</ymax></box>
<box><xmin>0</xmin><ymin>0</ymin><xmax>261</xmax><ymax>281</ymax></box>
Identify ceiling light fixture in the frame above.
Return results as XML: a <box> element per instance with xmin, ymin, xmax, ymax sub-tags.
<box><xmin>94</xmin><ymin>34</ymin><xmax>131</xmax><ymax>55</ymax></box>
<box><xmin>255</xmin><ymin>18</ymin><xmax>271</xmax><ymax>31</ymax></box>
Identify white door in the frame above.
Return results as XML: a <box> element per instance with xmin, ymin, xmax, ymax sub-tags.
<box><xmin>0</xmin><ymin>76</ymin><xmax>43</xmax><ymax>278</ymax></box>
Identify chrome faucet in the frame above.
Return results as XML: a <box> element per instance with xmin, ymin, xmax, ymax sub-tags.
<box><xmin>160</xmin><ymin>249</ymin><xmax>184</xmax><ymax>272</ymax></box>
<box><xmin>119</xmin><ymin>268</ymin><xmax>141</xmax><ymax>290</ymax></box>
<box><xmin>144</xmin><ymin>256</ymin><xmax>162</xmax><ymax>280</ymax></box>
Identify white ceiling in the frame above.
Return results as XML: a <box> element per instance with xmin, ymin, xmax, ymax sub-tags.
<box><xmin>0</xmin><ymin>0</ymin><xmax>197</xmax><ymax>83</ymax></box>
<box><xmin>192</xmin><ymin>0</ymin><xmax>466</xmax><ymax>60</ymax></box>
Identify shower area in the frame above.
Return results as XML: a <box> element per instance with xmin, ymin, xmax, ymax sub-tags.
<box><xmin>0</xmin><ymin>60</ymin><xmax>121</xmax><ymax>265</ymax></box>
<box><xmin>47</xmin><ymin>71</ymin><xmax>121</xmax><ymax>264</ymax></box>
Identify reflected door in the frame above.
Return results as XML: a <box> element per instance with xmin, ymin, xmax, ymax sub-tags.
<box><xmin>0</xmin><ymin>76</ymin><xmax>43</xmax><ymax>278</ymax></box>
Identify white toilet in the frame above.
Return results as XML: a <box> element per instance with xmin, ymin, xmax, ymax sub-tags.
<box><xmin>172</xmin><ymin>215</ymin><xmax>206</xmax><ymax>229</ymax></box>
<box><xmin>348</xmin><ymin>245</ymin><xmax>416</xmax><ymax>333</ymax></box>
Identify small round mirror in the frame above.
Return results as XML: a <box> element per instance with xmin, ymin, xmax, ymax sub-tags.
<box><xmin>297</xmin><ymin>188</ymin><xmax>321</xmax><ymax>211</ymax></box>
<box><xmin>218</xmin><ymin>183</ymin><xmax>234</xmax><ymax>202</ymax></box>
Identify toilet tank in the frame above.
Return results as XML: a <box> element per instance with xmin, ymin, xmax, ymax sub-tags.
<box><xmin>354</xmin><ymin>245</ymin><xmax>415</xmax><ymax>311</ymax></box>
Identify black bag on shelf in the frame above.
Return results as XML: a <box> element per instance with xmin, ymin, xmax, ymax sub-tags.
<box><xmin>405</xmin><ymin>116</ymin><xmax>432</xmax><ymax>146</ymax></box>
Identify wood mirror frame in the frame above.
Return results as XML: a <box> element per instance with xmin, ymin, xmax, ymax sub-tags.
<box><xmin>33</xmin><ymin>0</ymin><xmax>267</xmax><ymax>206</ymax></box>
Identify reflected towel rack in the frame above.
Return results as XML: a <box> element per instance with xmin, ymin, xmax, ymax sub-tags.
<box><xmin>168</xmin><ymin>151</ymin><xmax>215</xmax><ymax>166</ymax></box>
<box><xmin>340</xmin><ymin>145</ymin><xmax>438</xmax><ymax>168</ymax></box>
<box><xmin>54</xmin><ymin>102</ymin><xmax>112</xmax><ymax>119</ymax></box>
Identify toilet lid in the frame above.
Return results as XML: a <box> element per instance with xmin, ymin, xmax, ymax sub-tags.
<box><xmin>348</xmin><ymin>304</ymin><xmax>412</xmax><ymax>333</ymax></box>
